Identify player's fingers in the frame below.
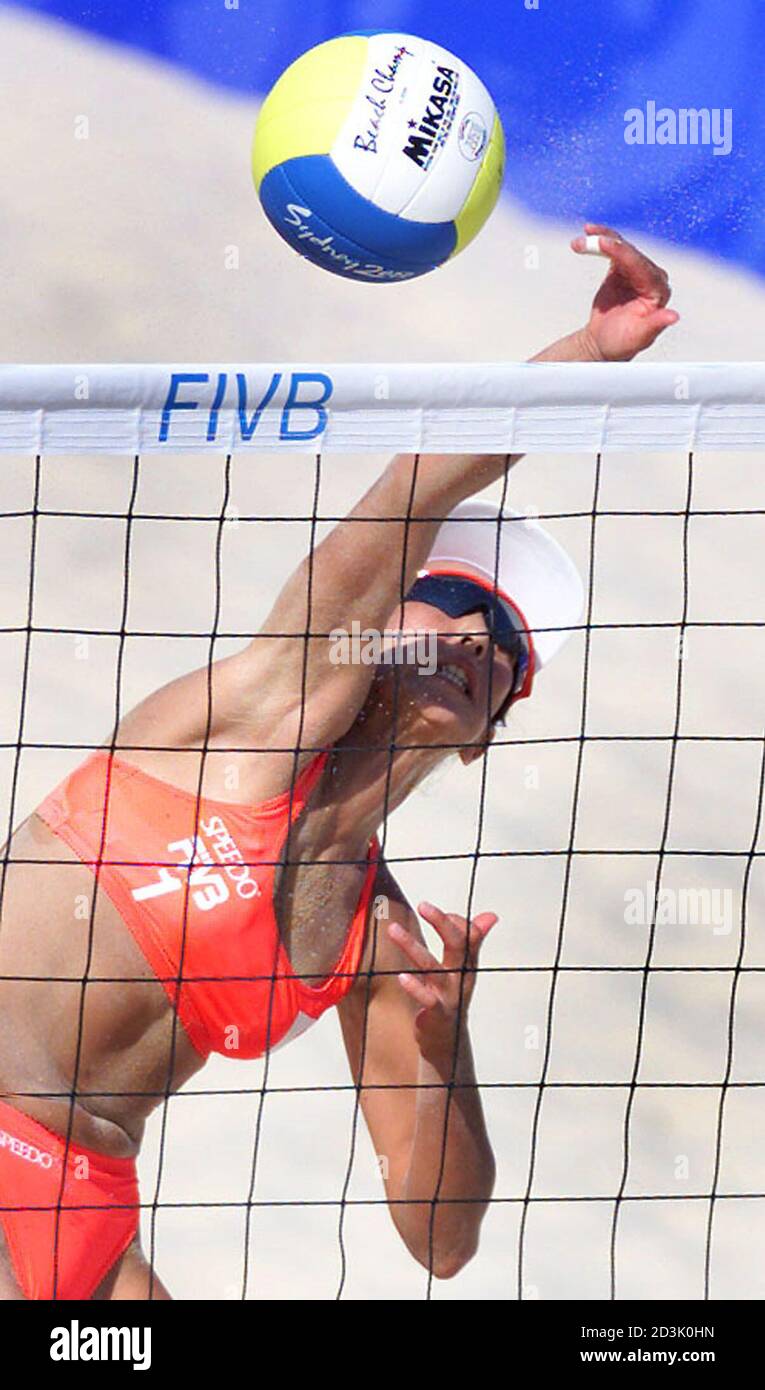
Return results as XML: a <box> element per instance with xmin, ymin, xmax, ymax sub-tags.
<box><xmin>583</xmin><ymin>221</ymin><xmax>623</xmax><ymax>239</ymax></box>
<box><xmin>419</xmin><ymin>906</ymin><xmax>497</xmax><ymax>974</ymax></box>
<box><xmin>462</xmin><ymin>912</ymin><xmax>498</xmax><ymax>962</ymax></box>
<box><xmin>571</xmin><ymin>231</ymin><xmax>624</xmax><ymax>258</ymax></box>
<box><xmin>573</xmin><ymin>230</ymin><xmax>671</xmax><ymax>302</ymax></box>
<box><xmin>387</xmin><ymin>920</ymin><xmax>442</xmax><ymax>978</ymax></box>
<box><xmin>419</xmin><ymin>903</ymin><xmax>480</xmax><ymax>971</ymax></box>
<box><xmin>398</xmin><ymin>972</ymin><xmax>441</xmax><ymax>1009</ymax></box>
<box><xmin>572</xmin><ymin>222</ymin><xmax>625</xmax><ymax>254</ymax></box>
<box><xmin>471</xmin><ymin>911</ymin><xmax>499</xmax><ymax>941</ymax></box>
<box><xmin>644</xmin><ymin>307</ymin><xmax>681</xmax><ymax>336</ymax></box>
<box><xmin>600</xmin><ymin>236</ymin><xmax>671</xmax><ymax>301</ymax></box>
<box><xmin>418</xmin><ymin>901</ymin><xmax>464</xmax><ymax>950</ymax></box>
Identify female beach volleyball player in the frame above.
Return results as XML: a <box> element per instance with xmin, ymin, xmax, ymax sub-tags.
<box><xmin>0</xmin><ymin>227</ymin><xmax>677</xmax><ymax>1300</ymax></box>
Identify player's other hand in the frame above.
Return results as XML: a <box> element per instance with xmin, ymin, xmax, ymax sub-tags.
<box><xmin>388</xmin><ymin>902</ymin><xmax>497</xmax><ymax>1064</ymax></box>
<box><xmin>571</xmin><ymin>223</ymin><xmax>680</xmax><ymax>362</ymax></box>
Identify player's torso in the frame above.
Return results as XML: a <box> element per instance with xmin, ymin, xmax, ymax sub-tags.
<box><xmin>0</xmin><ymin>748</ymin><xmax>378</xmax><ymax>1156</ymax></box>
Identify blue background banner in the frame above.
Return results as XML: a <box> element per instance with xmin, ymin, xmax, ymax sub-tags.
<box><xmin>6</xmin><ymin>0</ymin><xmax>763</xmax><ymax>277</ymax></box>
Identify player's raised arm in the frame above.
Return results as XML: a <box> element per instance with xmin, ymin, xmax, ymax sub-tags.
<box><xmin>230</xmin><ymin>227</ymin><xmax>678</xmax><ymax>755</ymax></box>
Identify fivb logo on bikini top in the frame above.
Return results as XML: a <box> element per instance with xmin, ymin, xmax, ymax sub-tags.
<box><xmin>131</xmin><ymin>816</ymin><xmax>262</xmax><ymax>915</ymax></box>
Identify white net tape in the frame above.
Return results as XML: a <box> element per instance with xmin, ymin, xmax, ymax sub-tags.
<box><xmin>1</xmin><ymin>362</ymin><xmax>765</xmax><ymax>453</ymax></box>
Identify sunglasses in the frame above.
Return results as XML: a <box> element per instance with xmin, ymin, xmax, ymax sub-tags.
<box><xmin>404</xmin><ymin>570</ymin><xmax>534</xmax><ymax>700</ymax></box>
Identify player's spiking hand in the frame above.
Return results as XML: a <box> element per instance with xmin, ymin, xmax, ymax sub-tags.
<box><xmin>571</xmin><ymin>222</ymin><xmax>680</xmax><ymax>362</ymax></box>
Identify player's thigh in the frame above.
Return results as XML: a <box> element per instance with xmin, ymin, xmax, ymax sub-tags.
<box><xmin>93</xmin><ymin>1237</ymin><xmax>172</xmax><ymax>1301</ymax></box>
<box><xmin>0</xmin><ymin>1224</ymin><xmax>27</xmax><ymax>1300</ymax></box>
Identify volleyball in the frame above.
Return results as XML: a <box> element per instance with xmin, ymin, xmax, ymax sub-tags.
<box><xmin>251</xmin><ymin>32</ymin><xmax>505</xmax><ymax>283</ymax></box>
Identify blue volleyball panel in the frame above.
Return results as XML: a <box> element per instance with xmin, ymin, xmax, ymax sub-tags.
<box><xmin>260</xmin><ymin>156</ymin><xmax>457</xmax><ymax>283</ymax></box>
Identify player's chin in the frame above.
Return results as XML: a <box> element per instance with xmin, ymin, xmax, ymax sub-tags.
<box><xmin>383</xmin><ymin>665</ymin><xmax>482</xmax><ymax>736</ymax></box>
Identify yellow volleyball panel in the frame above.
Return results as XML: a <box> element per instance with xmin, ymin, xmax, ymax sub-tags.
<box><xmin>252</xmin><ymin>36</ymin><xmax>368</xmax><ymax>191</ymax></box>
<box><xmin>452</xmin><ymin>114</ymin><xmax>506</xmax><ymax>256</ymax></box>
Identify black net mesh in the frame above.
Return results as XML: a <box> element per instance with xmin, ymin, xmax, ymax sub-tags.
<box><xmin>0</xmin><ymin>441</ymin><xmax>763</xmax><ymax>1300</ymax></box>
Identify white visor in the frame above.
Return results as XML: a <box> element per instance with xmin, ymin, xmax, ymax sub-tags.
<box><xmin>424</xmin><ymin>502</ymin><xmax>585</xmax><ymax>674</ymax></box>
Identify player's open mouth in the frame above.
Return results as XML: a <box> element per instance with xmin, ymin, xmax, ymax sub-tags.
<box><xmin>428</xmin><ymin>661</ymin><xmax>473</xmax><ymax>700</ymax></box>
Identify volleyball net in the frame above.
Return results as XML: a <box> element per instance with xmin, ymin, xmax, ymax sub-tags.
<box><xmin>1</xmin><ymin>362</ymin><xmax>764</xmax><ymax>1300</ymax></box>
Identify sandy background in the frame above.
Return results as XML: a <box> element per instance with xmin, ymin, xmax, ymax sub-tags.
<box><xmin>1</xmin><ymin>6</ymin><xmax>764</xmax><ymax>1299</ymax></box>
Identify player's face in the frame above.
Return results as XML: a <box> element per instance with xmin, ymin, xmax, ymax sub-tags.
<box><xmin>367</xmin><ymin>598</ymin><xmax>517</xmax><ymax>742</ymax></box>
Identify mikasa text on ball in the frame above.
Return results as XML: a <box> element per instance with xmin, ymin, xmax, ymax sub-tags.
<box><xmin>252</xmin><ymin>32</ymin><xmax>505</xmax><ymax>283</ymax></box>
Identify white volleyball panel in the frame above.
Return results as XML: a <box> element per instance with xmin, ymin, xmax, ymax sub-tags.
<box><xmin>331</xmin><ymin>32</ymin><xmax>495</xmax><ymax>222</ymax></box>
<box><xmin>397</xmin><ymin>60</ymin><xmax>497</xmax><ymax>224</ymax></box>
<box><xmin>330</xmin><ymin>33</ymin><xmax>425</xmax><ymax>206</ymax></box>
